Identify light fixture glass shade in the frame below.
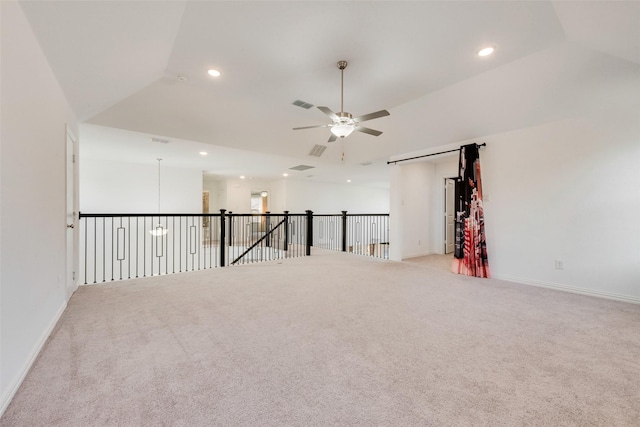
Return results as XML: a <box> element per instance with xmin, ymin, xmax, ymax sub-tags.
<box><xmin>149</xmin><ymin>224</ymin><xmax>168</xmax><ymax>236</ymax></box>
<box><xmin>331</xmin><ymin>124</ymin><xmax>355</xmax><ymax>138</ymax></box>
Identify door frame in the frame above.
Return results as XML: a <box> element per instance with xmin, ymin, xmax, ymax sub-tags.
<box><xmin>443</xmin><ymin>177</ymin><xmax>457</xmax><ymax>254</ymax></box>
<box><xmin>66</xmin><ymin>125</ymin><xmax>78</xmax><ymax>297</ymax></box>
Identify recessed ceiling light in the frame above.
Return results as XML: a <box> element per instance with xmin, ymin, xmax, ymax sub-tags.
<box><xmin>207</xmin><ymin>69</ymin><xmax>221</xmax><ymax>77</ymax></box>
<box><xmin>347</xmin><ymin>179</ymin><xmax>352</xmax><ymax>183</ymax></box>
<box><xmin>477</xmin><ymin>46</ymin><xmax>495</xmax><ymax>57</ymax></box>
<box><xmin>240</xmin><ymin>175</ymin><xmax>245</xmax><ymax>179</ymax></box>
<box><xmin>283</xmin><ymin>173</ymin><xmax>289</xmax><ymax>177</ymax></box>
<box><xmin>199</xmin><ymin>151</ymin><xmax>208</xmax><ymax>156</ymax></box>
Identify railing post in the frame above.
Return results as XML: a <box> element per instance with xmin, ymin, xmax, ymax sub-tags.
<box><xmin>305</xmin><ymin>210</ymin><xmax>313</xmax><ymax>256</ymax></box>
<box><xmin>228</xmin><ymin>211</ymin><xmax>233</xmax><ymax>247</ymax></box>
<box><xmin>284</xmin><ymin>211</ymin><xmax>289</xmax><ymax>250</ymax></box>
<box><xmin>265</xmin><ymin>211</ymin><xmax>271</xmax><ymax>247</ymax></box>
<box><xmin>341</xmin><ymin>210</ymin><xmax>347</xmax><ymax>252</ymax></box>
<box><xmin>219</xmin><ymin>209</ymin><xmax>226</xmax><ymax>267</ymax></box>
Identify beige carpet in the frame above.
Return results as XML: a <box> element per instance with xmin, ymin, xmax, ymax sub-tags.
<box><xmin>2</xmin><ymin>250</ymin><xmax>639</xmax><ymax>426</ymax></box>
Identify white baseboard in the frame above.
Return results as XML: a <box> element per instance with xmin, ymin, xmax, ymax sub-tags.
<box><xmin>0</xmin><ymin>301</ymin><xmax>67</xmax><ymax>417</ymax></box>
<box><xmin>403</xmin><ymin>251</ymin><xmax>436</xmax><ymax>260</ymax></box>
<box><xmin>493</xmin><ymin>274</ymin><xmax>640</xmax><ymax>305</ymax></box>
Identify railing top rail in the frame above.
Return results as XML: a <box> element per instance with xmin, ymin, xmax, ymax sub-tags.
<box><xmin>229</xmin><ymin>213</ymin><xmax>307</xmax><ymax>217</ymax></box>
<box><xmin>313</xmin><ymin>213</ymin><xmax>390</xmax><ymax>217</ymax></box>
<box><xmin>79</xmin><ymin>212</ymin><xmax>310</xmax><ymax>218</ymax></box>
<box><xmin>79</xmin><ymin>212</ymin><xmax>223</xmax><ymax>218</ymax></box>
<box><xmin>79</xmin><ymin>212</ymin><xmax>389</xmax><ymax>218</ymax></box>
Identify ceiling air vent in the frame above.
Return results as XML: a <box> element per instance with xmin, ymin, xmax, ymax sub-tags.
<box><xmin>289</xmin><ymin>164</ymin><xmax>315</xmax><ymax>171</ymax></box>
<box><xmin>308</xmin><ymin>145</ymin><xmax>327</xmax><ymax>157</ymax></box>
<box><xmin>292</xmin><ymin>99</ymin><xmax>314</xmax><ymax>109</ymax></box>
<box><xmin>151</xmin><ymin>137</ymin><xmax>170</xmax><ymax>144</ymax></box>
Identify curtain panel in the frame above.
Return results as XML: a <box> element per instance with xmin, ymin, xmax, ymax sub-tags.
<box><xmin>452</xmin><ymin>143</ymin><xmax>490</xmax><ymax>278</ymax></box>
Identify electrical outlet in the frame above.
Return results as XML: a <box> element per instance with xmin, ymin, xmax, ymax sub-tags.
<box><xmin>418</xmin><ymin>240</ymin><xmax>421</xmax><ymax>246</ymax></box>
<box><xmin>555</xmin><ymin>260</ymin><xmax>564</xmax><ymax>270</ymax></box>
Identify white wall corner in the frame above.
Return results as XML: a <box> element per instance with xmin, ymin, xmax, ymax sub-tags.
<box><xmin>388</xmin><ymin>164</ymin><xmax>403</xmax><ymax>261</ymax></box>
<box><xmin>0</xmin><ymin>301</ymin><xmax>67</xmax><ymax>417</ymax></box>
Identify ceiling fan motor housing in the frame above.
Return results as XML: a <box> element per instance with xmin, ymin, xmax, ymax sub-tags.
<box><xmin>336</xmin><ymin>111</ymin><xmax>353</xmax><ymax>123</ymax></box>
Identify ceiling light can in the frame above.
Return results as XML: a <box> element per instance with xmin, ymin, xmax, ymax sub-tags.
<box><xmin>477</xmin><ymin>46</ymin><xmax>495</xmax><ymax>57</ymax></box>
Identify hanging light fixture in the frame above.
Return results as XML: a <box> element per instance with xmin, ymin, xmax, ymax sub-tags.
<box><xmin>331</xmin><ymin>123</ymin><xmax>355</xmax><ymax>138</ymax></box>
<box><xmin>149</xmin><ymin>158</ymin><xmax>168</xmax><ymax>236</ymax></box>
<box><xmin>330</xmin><ymin>61</ymin><xmax>355</xmax><ymax>138</ymax></box>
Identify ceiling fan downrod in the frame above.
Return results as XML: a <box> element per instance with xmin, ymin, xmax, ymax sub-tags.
<box><xmin>338</xmin><ymin>60</ymin><xmax>348</xmax><ymax>114</ymax></box>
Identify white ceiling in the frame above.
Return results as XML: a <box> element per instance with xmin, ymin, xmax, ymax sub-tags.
<box><xmin>19</xmin><ymin>1</ymin><xmax>640</xmax><ymax>186</ymax></box>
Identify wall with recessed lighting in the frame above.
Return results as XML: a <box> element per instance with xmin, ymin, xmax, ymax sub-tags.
<box><xmin>392</xmin><ymin>112</ymin><xmax>640</xmax><ymax>303</ymax></box>
<box><xmin>80</xmin><ymin>158</ymin><xmax>202</xmax><ymax>213</ymax></box>
<box><xmin>0</xmin><ymin>1</ymin><xmax>78</xmax><ymax>415</ymax></box>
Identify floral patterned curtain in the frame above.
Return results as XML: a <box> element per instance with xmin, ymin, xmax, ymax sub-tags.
<box><xmin>452</xmin><ymin>143</ymin><xmax>490</xmax><ymax>278</ymax></box>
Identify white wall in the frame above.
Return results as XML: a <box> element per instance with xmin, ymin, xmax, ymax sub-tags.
<box><xmin>282</xmin><ymin>179</ymin><xmax>389</xmax><ymax>214</ymax></box>
<box><xmin>392</xmin><ymin>111</ymin><xmax>640</xmax><ymax>302</ymax></box>
<box><xmin>203</xmin><ymin>177</ymin><xmax>222</xmax><ymax>213</ymax></box>
<box><xmin>221</xmin><ymin>178</ymin><xmax>273</xmax><ymax>213</ymax></box>
<box><xmin>480</xmin><ymin>113</ymin><xmax>640</xmax><ymax>301</ymax></box>
<box><xmin>218</xmin><ymin>178</ymin><xmax>386</xmax><ymax>215</ymax></box>
<box><xmin>404</xmin><ymin>162</ymin><xmax>435</xmax><ymax>258</ymax></box>
<box><xmin>269</xmin><ymin>179</ymin><xmax>287</xmax><ymax>213</ymax></box>
<box><xmin>390</xmin><ymin>155</ymin><xmax>459</xmax><ymax>260</ymax></box>
<box><xmin>1</xmin><ymin>0</ymin><xmax>77</xmax><ymax>414</ymax></box>
<box><xmin>80</xmin><ymin>158</ymin><xmax>202</xmax><ymax>213</ymax></box>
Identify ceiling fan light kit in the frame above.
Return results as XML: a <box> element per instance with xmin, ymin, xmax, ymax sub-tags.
<box><xmin>331</xmin><ymin>123</ymin><xmax>355</xmax><ymax>138</ymax></box>
<box><xmin>294</xmin><ymin>60</ymin><xmax>390</xmax><ymax>143</ymax></box>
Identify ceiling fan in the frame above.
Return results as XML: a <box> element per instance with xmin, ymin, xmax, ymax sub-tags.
<box><xmin>293</xmin><ymin>60</ymin><xmax>390</xmax><ymax>143</ymax></box>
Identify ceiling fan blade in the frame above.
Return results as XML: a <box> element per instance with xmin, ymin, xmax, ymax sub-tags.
<box><xmin>317</xmin><ymin>106</ymin><xmax>339</xmax><ymax>121</ymax></box>
<box><xmin>327</xmin><ymin>133</ymin><xmax>337</xmax><ymax>143</ymax></box>
<box><xmin>293</xmin><ymin>124</ymin><xmax>328</xmax><ymax>130</ymax></box>
<box><xmin>353</xmin><ymin>109</ymin><xmax>390</xmax><ymax>123</ymax></box>
<box><xmin>355</xmin><ymin>126</ymin><xmax>383</xmax><ymax>137</ymax></box>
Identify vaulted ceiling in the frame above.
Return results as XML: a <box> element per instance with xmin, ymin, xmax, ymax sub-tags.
<box><xmin>19</xmin><ymin>1</ymin><xmax>640</xmax><ymax>186</ymax></box>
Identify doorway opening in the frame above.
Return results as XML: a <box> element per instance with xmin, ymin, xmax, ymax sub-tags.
<box><xmin>444</xmin><ymin>177</ymin><xmax>456</xmax><ymax>254</ymax></box>
<box><xmin>251</xmin><ymin>191</ymin><xmax>268</xmax><ymax>232</ymax></box>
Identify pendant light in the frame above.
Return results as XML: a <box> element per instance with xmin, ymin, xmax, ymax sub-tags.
<box><xmin>149</xmin><ymin>158</ymin><xmax>168</xmax><ymax>236</ymax></box>
<box><xmin>330</xmin><ymin>61</ymin><xmax>355</xmax><ymax>138</ymax></box>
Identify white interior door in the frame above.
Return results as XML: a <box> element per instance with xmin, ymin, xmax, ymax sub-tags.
<box><xmin>444</xmin><ymin>178</ymin><xmax>455</xmax><ymax>254</ymax></box>
<box><xmin>66</xmin><ymin>127</ymin><xmax>77</xmax><ymax>297</ymax></box>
